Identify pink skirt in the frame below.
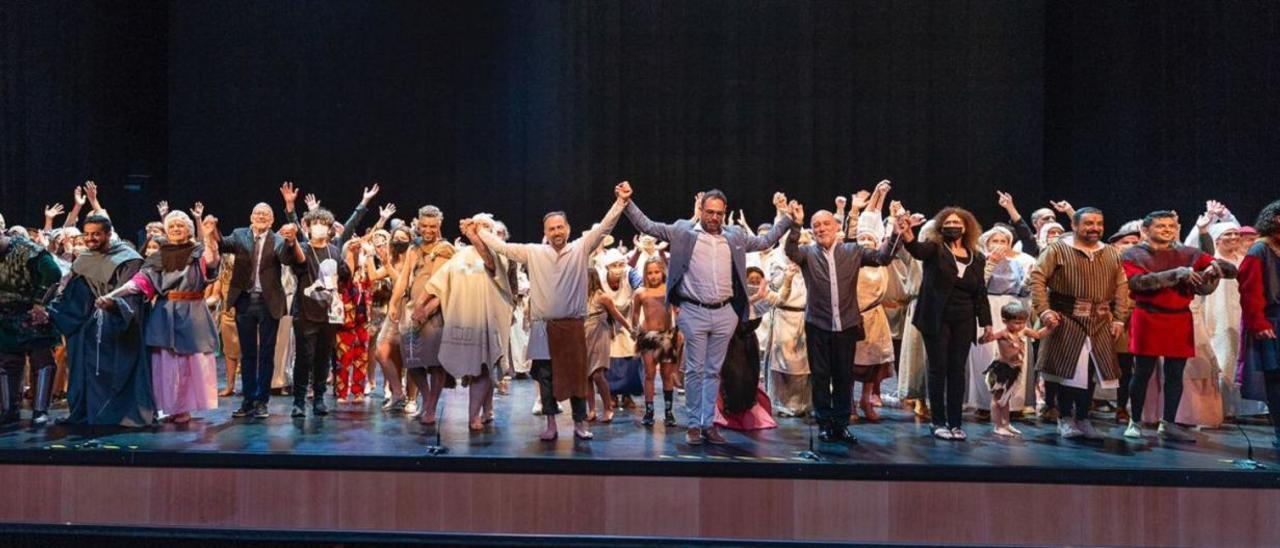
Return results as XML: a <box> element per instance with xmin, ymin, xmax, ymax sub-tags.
<box><xmin>151</xmin><ymin>349</ymin><xmax>218</xmax><ymax>416</ymax></box>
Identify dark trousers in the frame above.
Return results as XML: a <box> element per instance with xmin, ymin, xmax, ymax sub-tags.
<box><xmin>1264</xmin><ymin>371</ymin><xmax>1280</xmax><ymax>437</ymax></box>
<box><xmin>1129</xmin><ymin>355</ymin><xmax>1186</xmax><ymax>423</ymax></box>
<box><xmin>1044</xmin><ymin>381</ymin><xmax>1059</xmax><ymax>410</ymax></box>
<box><xmin>923</xmin><ymin>318</ymin><xmax>975</xmax><ymax>429</ymax></box>
<box><xmin>293</xmin><ymin>318</ymin><xmax>339</xmax><ymax>405</ymax></box>
<box><xmin>804</xmin><ymin>324</ymin><xmax>859</xmax><ymax>430</ymax></box>
<box><xmin>0</xmin><ymin>349</ymin><xmax>55</xmax><ymax>411</ymax></box>
<box><xmin>235</xmin><ymin>292</ymin><xmax>279</xmax><ymax>404</ymax></box>
<box><xmin>1115</xmin><ymin>353</ymin><xmax>1135</xmax><ymax>412</ymax></box>
<box><xmin>1056</xmin><ymin>359</ymin><xmax>1096</xmax><ymax>421</ymax></box>
<box><xmin>531</xmin><ymin>359</ymin><xmax>586</xmax><ymax>422</ymax></box>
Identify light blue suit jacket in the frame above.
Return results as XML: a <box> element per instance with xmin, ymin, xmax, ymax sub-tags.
<box><xmin>623</xmin><ymin>201</ymin><xmax>794</xmax><ymax>322</ymax></box>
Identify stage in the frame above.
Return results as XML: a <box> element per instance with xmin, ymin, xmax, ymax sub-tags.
<box><xmin>1</xmin><ymin>375</ymin><xmax>1279</xmax><ymax>545</ymax></box>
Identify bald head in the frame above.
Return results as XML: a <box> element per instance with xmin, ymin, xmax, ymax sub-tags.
<box><xmin>810</xmin><ymin>209</ymin><xmax>840</xmax><ymax>248</ymax></box>
<box><xmin>250</xmin><ymin>202</ymin><xmax>274</xmax><ymax>233</ymax></box>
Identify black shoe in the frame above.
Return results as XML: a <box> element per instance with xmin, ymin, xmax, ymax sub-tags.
<box><xmin>31</xmin><ymin>411</ymin><xmax>50</xmax><ymax>426</ymax></box>
<box><xmin>232</xmin><ymin>402</ymin><xmax>253</xmax><ymax>418</ymax></box>
<box><xmin>313</xmin><ymin>401</ymin><xmax>328</xmax><ymax>416</ymax></box>
<box><xmin>252</xmin><ymin>402</ymin><xmax>270</xmax><ymax>419</ymax></box>
<box><xmin>290</xmin><ymin>403</ymin><xmax>306</xmax><ymax>418</ymax></box>
<box><xmin>832</xmin><ymin>426</ymin><xmax>858</xmax><ymax>444</ymax></box>
<box><xmin>663</xmin><ymin>409</ymin><xmax>677</xmax><ymax>427</ymax></box>
<box><xmin>818</xmin><ymin>428</ymin><xmax>835</xmax><ymax>443</ymax></box>
<box><xmin>641</xmin><ymin>408</ymin><xmax>655</xmax><ymax>427</ymax></box>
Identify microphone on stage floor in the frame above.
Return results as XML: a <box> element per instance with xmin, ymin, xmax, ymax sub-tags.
<box><xmin>796</xmin><ymin>418</ymin><xmax>823</xmax><ymax>462</ymax></box>
<box><xmin>1229</xmin><ymin>421</ymin><xmax>1266</xmax><ymax>470</ymax></box>
<box><xmin>424</xmin><ymin>404</ymin><xmax>449</xmax><ymax>456</ymax></box>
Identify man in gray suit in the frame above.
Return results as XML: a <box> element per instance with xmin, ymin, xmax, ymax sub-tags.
<box><xmin>784</xmin><ymin>186</ymin><xmax>904</xmax><ymax>444</ymax></box>
<box><xmin>617</xmin><ymin>181</ymin><xmax>797</xmax><ymax>445</ymax></box>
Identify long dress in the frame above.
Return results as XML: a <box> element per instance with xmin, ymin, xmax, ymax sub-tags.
<box><xmin>424</xmin><ymin>246</ymin><xmax>513</xmax><ymax>382</ymax></box>
<box><xmin>853</xmin><ymin>264</ymin><xmax>894</xmax><ymax>381</ymax></box>
<box><xmin>509</xmin><ymin>267</ymin><xmax>532</xmax><ymax>375</ymax></box>
<box><xmin>134</xmin><ymin>244</ymin><xmax>219</xmax><ymax>417</ymax></box>
<box><xmin>964</xmin><ymin>253</ymin><xmax>1035</xmax><ymax>411</ymax></box>
<box><xmin>1204</xmin><ymin>254</ymin><xmax>1266</xmax><ymax>417</ymax></box>
<box><xmin>583</xmin><ymin>289</ymin><xmax>612</xmax><ymax>378</ymax></box>
<box><xmin>334</xmin><ymin>275</ymin><xmax>370</xmax><ymax>398</ymax></box>
<box><xmin>764</xmin><ymin>252</ymin><xmax>811</xmax><ymax>416</ymax></box>
<box><xmin>895</xmin><ymin>250</ymin><xmax>929</xmax><ymax>400</ymax></box>
<box><xmin>600</xmin><ymin>267</ymin><xmax>643</xmax><ymax>396</ymax></box>
<box><xmin>272</xmin><ymin>267</ymin><xmax>296</xmax><ymax>389</ymax></box>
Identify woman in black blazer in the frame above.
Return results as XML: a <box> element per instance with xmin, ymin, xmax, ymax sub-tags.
<box><xmin>897</xmin><ymin>207</ymin><xmax>992</xmax><ymax>440</ymax></box>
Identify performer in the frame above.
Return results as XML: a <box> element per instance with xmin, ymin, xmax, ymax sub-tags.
<box><xmin>851</xmin><ymin>201</ymin><xmax>897</xmax><ymax>422</ymax></box>
<box><xmin>100</xmin><ymin>209</ymin><xmax>221</xmax><ymax>424</ymax></box>
<box><xmin>764</xmin><ymin>245</ymin><xmax>812</xmax><ymax>418</ymax></box>
<box><xmin>584</xmin><ymin>267</ymin><xmax>630</xmax><ymax>422</ymax></box>
<box><xmin>49</xmin><ymin>215</ymin><xmax>153</xmax><ymax>426</ymax></box>
<box><xmin>599</xmin><ymin>249</ymin><xmax>643</xmax><ymax>411</ymax></box>
<box><xmin>964</xmin><ymin>225</ymin><xmax>1037</xmax><ymax>419</ymax></box>
<box><xmin>1122</xmin><ymin>210</ymin><xmax>1237</xmax><ymax>441</ymax></box>
<box><xmin>0</xmin><ymin>214</ymin><xmax>73</xmax><ymax>425</ymax></box>
<box><xmin>899</xmin><ymin>207</ymin><xmax>992</xmax><ymax>441</ymax></box>
<box><xmin>1030</xmin><ymin>207</ymin><xmax>1130</xmax><ymax>440</ymax></box>
<box><xmin>623</xmin><ymin>182</ymin><xmax>796</xmax><ymax>445</ymax></box>
<box><xmin>334</xmin><ymin>238</ymin><xmax>374</xmax><ymax>404</ymax></box>
<box><xmin>388</xmin><ymin>205</ymin><xmax>455</xmax><ymax>424</ymax></box>
<box><xmin>415</xmin><ymin>214</ymin><xmax>514</xmax><ymax>431</ymax></box>
<box><xmin>1237</xmin><ymin>199</ymin><xmax>1280</xmax><ymax>447</ymax></box>
<box><xmin>204</xmin><ymin>253</ymin><xmax>240</xmax><ymax>398</ymax></box>
<box><xmin>632</xmin><ymin>258</ymin><xmax>683</xmax><ymax>427</ymax></box>
<box><xmin>282</xmin><ymin>207</ymin><xmax>348</xmax><ymax>418</ymax></box>
<box><xmin>214</xmin><ymin>185</ymin><xmax>297</xmax><ymax>420</ymax></box>
<box><xmin>977</xmin><ymin>302</ymin><xmax>1048</xmax><ymax>438</ymax></box>
<box><xmin>369</xmin><ymin>224</ymin><xmax>413</xmax><ymax>411</ymax></box>
<box><xmin>475</xmin><ymin>187</ymin><xmax>629</xmax><ymax>441</ymax></box>
<box><xmin>783</xmin><ymin>182</ymin><xmax>901</xmax><ymax>443</ymax></box>
<box><xmin>1106</xmin><ymin>221</ymin><xmax>1142</xmax><ymax>424</ymax></box>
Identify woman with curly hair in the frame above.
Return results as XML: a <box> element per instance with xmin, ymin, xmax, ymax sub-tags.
<box><xmin>897</xmin><ymin>207</ymin><xmax>992</xmax><ymax>440</ymax></box>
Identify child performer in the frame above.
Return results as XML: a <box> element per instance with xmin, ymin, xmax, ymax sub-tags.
<box><xmin>980</xmin><ymin>301</ymin><xmax>1049</xmax><ymax>438</ymax></box>
<box><xmin>631</xmin><ymin>258</ymin><xmax>681</xmax><ymax>427</ymax></box>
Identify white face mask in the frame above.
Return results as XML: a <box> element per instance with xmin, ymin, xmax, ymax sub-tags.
<box><xmin>310</xmin><ymin>224</ymin><xmax>330</xmax><ymax>241</ymax></box>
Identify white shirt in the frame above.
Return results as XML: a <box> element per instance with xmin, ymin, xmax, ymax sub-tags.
<box><xmin>822</xmin><ymin>244</ymin><xmax>842</xmax><ymax>331</ymax></box>
<box><xmin>680</xmin><ymin>227</ymin><xmax>733</xmax><ymax>304</ymax></box>
<box><xmin>251</xmin><ymin>229</ymin><xmax>268</xmax><ymax>292</ymax></box>
<box><xmin>477</xmin><ymin>200</ymin><xmax>625</xmax><ymax>321</ymax></box>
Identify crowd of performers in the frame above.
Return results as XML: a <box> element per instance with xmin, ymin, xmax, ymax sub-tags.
<box><xmin>2</xmin><ymin>178</ymin><xmax>1280</xmax><ymax>449</ymax></box>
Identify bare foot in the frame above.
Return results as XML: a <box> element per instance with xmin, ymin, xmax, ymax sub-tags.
<box><xmin>218</xmin><ymin>389</ymin><xmax>234</xmax><ymax>397</ymax></box>
<box><xmin>540</xmin><ymin>425</ymin><xmax>558</xmax><ymax>441</ymax></box>
<box><xmin>602</xmin><ymin>409</ymin><xmax>614</xmax><ymax>423</ymax></box>
<box><xmin>173</xmin><ymin>413</ymin><xmax>191</xmax><ymax>424</ymax></box>
<box><xmin>586</xmin><ymin>412</ymin><xmax>597</xmax><ymax>423</ymax></box>
<box><xmin>419</xmin><ymin>413</ymin><xmax>437</xmax><ymax>426</ymax></box>
<box><xmin>469</xmin><ymin>418</ymin><xmax>484</xmax><ymax>431</ymax></box>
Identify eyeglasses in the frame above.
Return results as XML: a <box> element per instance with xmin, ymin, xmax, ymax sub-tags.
<box><xmin>703</xmin><ymin>210</ymin><xmax>726</xmax><ymax>218</ymax></box>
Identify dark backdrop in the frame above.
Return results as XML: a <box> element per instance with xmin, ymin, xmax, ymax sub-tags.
<box><xmin>2</xmin><ymin>2</ymin><xmax>1277</xmax><ymax>241</ymax></box>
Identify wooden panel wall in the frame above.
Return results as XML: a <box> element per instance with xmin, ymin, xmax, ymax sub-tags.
<box><xmin>0</xmin><ymin>465</ymin><xmax>1274</xmax><ymax>546</ymax></box>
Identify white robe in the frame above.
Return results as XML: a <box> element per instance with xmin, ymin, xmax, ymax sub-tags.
<box><xmin>425</xmin><ymin>246</ymin><xmax>513</xmax><ymax>381</ymax></box>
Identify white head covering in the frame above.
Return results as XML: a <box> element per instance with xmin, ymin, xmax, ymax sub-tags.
<box><xmin>1037</xmin><ymin>222</ymin><xmax>1064</xmax><ymax>247</ymax></box>
<box><xmin>980</xmin><ymin>226</ymin><xmax>1016</xmax><ymax>254</ymax></box>
<box><xmin>855</xmin><ymin>211</ymin><xmax>884</xmax><ymax>241</ymax></box>
<box><xmin>1209</xmin><ymin>221</ymin><xmax>1241</xmax><ymax>242</ymax></box>
<box><xmin>599</xmin><ymin>247</ymin><xmax>626</xmax><ymax>267</ymax></box>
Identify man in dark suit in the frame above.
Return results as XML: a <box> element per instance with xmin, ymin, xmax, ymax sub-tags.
<box><xmin>214</xmin><ymin>189</ymin><xmax>300</xmax><ymax>419</ymax></box>
<box><xmin>783</xmin><ymin>183</ymin><xmax>904</xmax><ymax>443</ymax></box>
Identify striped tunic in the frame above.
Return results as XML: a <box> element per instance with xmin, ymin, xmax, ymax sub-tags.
<box><xmin>1029</xmin><ymin>235</ymin><xmax>1132</xmax><ymax>381</ymax></box>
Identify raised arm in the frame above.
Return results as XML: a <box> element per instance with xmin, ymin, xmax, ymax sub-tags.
<box><xmin>743</xmin><ymin>194</ymin><xmax>796</xmax><ymax>252</ymax></box>
<box><xmin>621</xmin><ymin>181</ymin><xmax>681</xmax><ymax>242</ymax></box>
<box><xmin>998</xmin><ymin>191</ymin><xmax>1039</xmax><ymax>256</ymax></box>
<box><xmin>577</xmin><ymin>185</ymin><xmax>629</xmax><ymax>252</ymax></box>
<box><xmin>338</xmin><ymin>183</ymin><xmax>379</xmax><ymax>246</ymax></box>
<box><xmin>63</xmin><ymin>186</ymin><xmax>86</xmax><ymax>228</ymax></box>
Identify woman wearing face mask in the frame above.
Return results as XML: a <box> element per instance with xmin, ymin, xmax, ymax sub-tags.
<box><xmin>851</xmin><ymin>217</ymin><xmax>895</xmax><ymax>423</ymax></box>
<box><xmin>97</xmin><ymin>208</ymin><xmax>221</xmax><ymax>424</ymax></box>
<box><xmin>898</xmin><ymin>207</ymin><xmax>993</xmax><ymax>440</ymax></box>
<box><xmin>963</xmin><ymin>225</ymin><xmax>1037</xmax><ymax>421</ymax></box>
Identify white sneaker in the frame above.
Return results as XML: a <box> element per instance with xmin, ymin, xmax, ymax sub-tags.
<box><xmin>1158</xmin><ymin>420</ymin><xmax>1197</xmax><ymax>443</ymax></box>
<box><xmin>1124</xmin><ymin>420</ymin><xmax>1144</xmax><ymax>439</ymax></box>
<box><xmin>1077</xmin><ymin>419</ymin><xmax>1105</xmax><ymax>440</ymax></box>
<box><xmin>933</xmin><ymin>426</ymin><xmax>954</xmax><ymax>440</ymax></box>
<box><xmin>1058</xmin><ymin>418</ymin><xmax>1083</xmax><ymax>438</ymax></box>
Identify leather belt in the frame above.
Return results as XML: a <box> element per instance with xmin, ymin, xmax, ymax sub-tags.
<box><xmin>776</xmin><ymin>305</ymin><xmax>805</xmax><ymax>313</ymax></box>
<box><xmin>166</xmin><ymin>291</ymin><xmax>205</xmax><ymax>302</ymax></box>
<box><xmin>683</xmin><ymin>297</ymin><xmax>732</xmax><ymax>310</ymax></box>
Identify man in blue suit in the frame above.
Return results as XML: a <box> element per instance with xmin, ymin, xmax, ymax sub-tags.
<box><xmin>617</xmin><ymin>181</ymin><xmax>797</xmax><ymax>445</ymax></box>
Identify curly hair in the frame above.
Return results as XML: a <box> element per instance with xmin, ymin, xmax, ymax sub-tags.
<box><xmin>302</xmin><ymin>207</ymin><xmax>335</xmax><ymax>227</ymax></box>
<box><xmin>924</xmin><ymin>206</ymin><xmax>983</xmax><ymax>252</ymax></box>
<box><xmin>1256</xmin><ymin>200</ymin><xmax>1280</xmax><ymax>237</ymax></box>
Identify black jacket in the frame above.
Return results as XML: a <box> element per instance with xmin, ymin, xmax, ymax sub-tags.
<box><xmin>219</xmin><ymin>227</ymin><xmax>291</xmax><ymax>319</ymax></box>
<box><xmin>905</xmin><ymin>239</ymin><xmax>992</xmax><ymax>336</ymax></box>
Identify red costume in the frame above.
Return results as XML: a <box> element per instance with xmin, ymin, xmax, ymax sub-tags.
<box><xmin>1122</xmin><ymin>244</ymin><xmax>1215</xmax><ymax>358</ymax></box>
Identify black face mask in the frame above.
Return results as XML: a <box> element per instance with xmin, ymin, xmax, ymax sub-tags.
<box><xmin>941</xmin><ymin>227</ymin><xmax>964</xmax><ymax>242</ymax></box>
<box><xmin>391</xmin><ymin>241</ymin><xmax>410</xmax><ymax>254</ymax></box>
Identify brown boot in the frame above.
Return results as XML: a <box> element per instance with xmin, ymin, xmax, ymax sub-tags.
<box><xmin>685</xmin><ymin>426</ymin><xmax>704</xmax><ymax>445</ymax></box>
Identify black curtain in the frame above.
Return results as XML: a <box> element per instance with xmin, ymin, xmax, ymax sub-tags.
<box><xmin>4</xmin><ymin>2</ymin><xmax>1279</xmax><ymax>241</ymax></box>
<box><xmin>0</xmin><ymin>2</ymin><xmax>168</xmax><ymax>237</ymax></box>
